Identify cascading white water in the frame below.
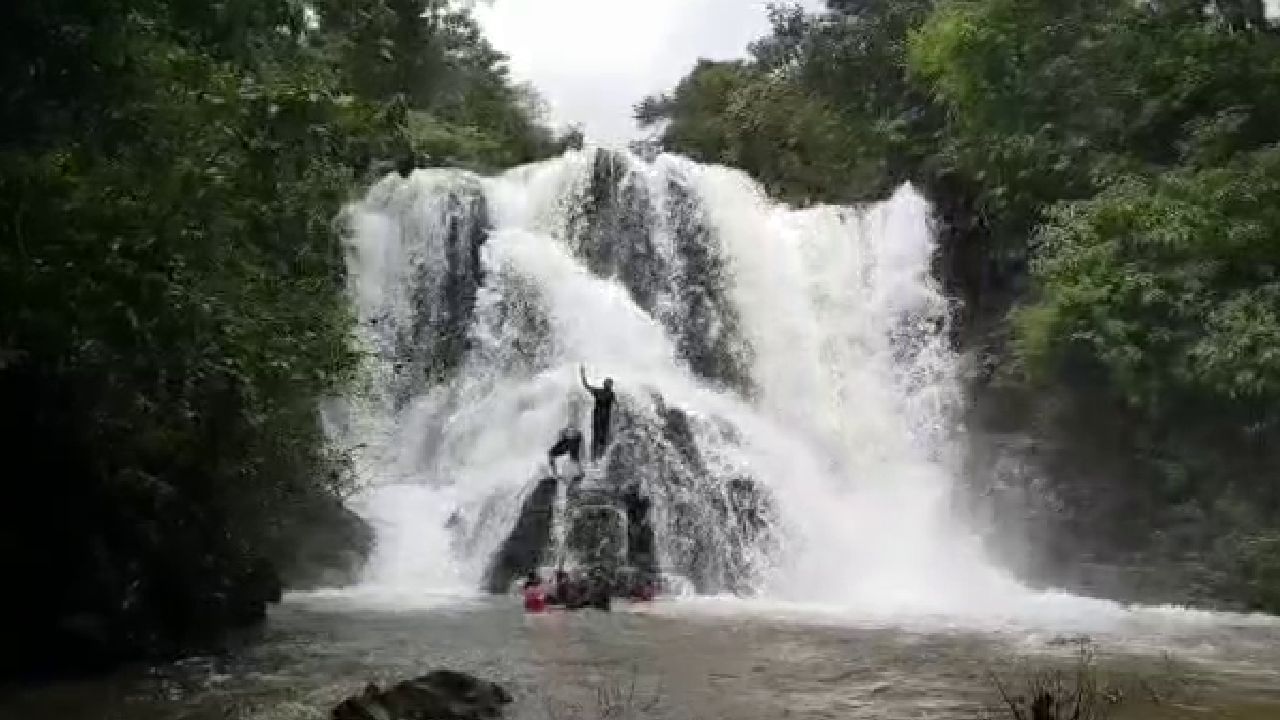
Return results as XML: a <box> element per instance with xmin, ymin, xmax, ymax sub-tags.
<box><xmin>332</xmin><ymin>147</ymin><xmax>1030</xmax><ymax>614</ymax></box>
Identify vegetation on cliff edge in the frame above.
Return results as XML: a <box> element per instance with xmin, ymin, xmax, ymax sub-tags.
<box><xmin>638</xmin><ymin>0</ymin><xmax>1280</xmax><ymax>611</ymax></box>
<box><xmin>0</xmin><ymin>0</ymin><xmax>568</xmax><ymax>676</ymax></box>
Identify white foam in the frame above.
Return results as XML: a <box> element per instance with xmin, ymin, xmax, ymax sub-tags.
<box><xmin>331</xmin><ymin>148</ymin><xmax>1276</xmax><ymax>632</ymax></box>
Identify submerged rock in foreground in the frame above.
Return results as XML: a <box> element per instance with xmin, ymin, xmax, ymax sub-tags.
<box><xmin>333</xmin><ymin>669</ymin><xmax>512</xmax><ymax>720</ymax></box>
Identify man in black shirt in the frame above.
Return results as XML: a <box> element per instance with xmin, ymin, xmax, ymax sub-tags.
<box><xmin>580</xmin><ymin>365</ymin><xmax>615</xmax><ymax>461</ymax></box>
<box><xmin>547</xmin><ymin>426</ymin><xmax>583</xmax><ymax>479</ymax></box>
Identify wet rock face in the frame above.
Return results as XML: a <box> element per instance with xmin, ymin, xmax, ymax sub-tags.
<box><xmin>390</xmin><ymin>187</ymin><xmax>489</xmax><ymax>410</ymax></box>
<box><xmin>661</xmin><ymin>175</ymin><xmax>755</xmax><ymax>397</ymax></box>
<box><xmin>562</xmin><ymin>150</ymin><xmax>753</xmax><ymax>396</ymax></box>
<box><xmin>482</xmin><ymin>391</ymin><xmax>777</xmax><ymax>597</ymax></box>
<box><xmin>566</xmin><ymin>149</ymin><xmax>668</xmax><ymax>315</ymax></box>
<box><xmin>483</xmin><ymin>478</ymin><xmax>558</xmax><ymax>594</ymax></box>
<box><xmin>605</xmin><ymin>394</ymin><xmax>775</xmax><ymax>595</ymax></box>
<box><xmin>621</xmin><ymin>483</ymin><xmax>656</xmax><ymax>575</ymax></box>
<box><xmin>333</xmin><ymin>669</ymin><xmax>512</xmax><ymax>720</ymax></box>
<box><xmin>277</xmin><ymin>494</ymin><xmax>374</xmax><ymax>591</ymax></box>
<box><xmin>564</xmin><ymin>503</ymin><xmax>627</xmax><ymax>571</ymax></box>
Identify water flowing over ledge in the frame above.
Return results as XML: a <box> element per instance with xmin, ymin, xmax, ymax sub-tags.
<box><xmin>324</xmin><ymin>147</ymin><xmax>1272</xmax><ymax>630</ymax></box>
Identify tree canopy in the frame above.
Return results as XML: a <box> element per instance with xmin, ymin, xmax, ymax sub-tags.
<box><xmin>1</xmin><ymin>0</ymin><xmax>565</xmax><ymax>675</ymax></box>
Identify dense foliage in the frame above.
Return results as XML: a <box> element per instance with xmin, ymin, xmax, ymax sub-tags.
<box><xmin>315</xmin><ymin>0</ymin><xmax>567</xmax><ymax>169</ymax></box>
<box><xmin>1</xmin><ymin>0</ymin><xmax>563</xmax><ymax>676</ymax></box>
<box><xmin>640</xmin><ymin>0</ymin><xmax>1280</xmax><ymax>610</ymax></box>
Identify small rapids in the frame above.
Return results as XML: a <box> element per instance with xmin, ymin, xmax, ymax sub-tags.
<box><xmin>5</xmin><ymin>599</ymin><xmax>1280</xmax><ymax>720</ymax></box>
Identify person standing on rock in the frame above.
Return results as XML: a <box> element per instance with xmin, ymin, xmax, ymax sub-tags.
<box><xmin>580</xmin><ymin>365</ymin><xmax>615</xmax><ymax>461</ymax></box>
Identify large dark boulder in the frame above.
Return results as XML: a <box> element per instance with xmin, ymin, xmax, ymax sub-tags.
<box><xmin>334</xmin><ymin>670</ymin><xmax>512</xmax><ymax>720</ymax></box>
<box><xmin>483</xmin><ymin>478</ymin><xmax>559</xmax><ymax>593</ymax></box>
<box><xmin>480</xmin><ymin>389</ymin><xmax>777</xmax><ymax>597</ymax></box>
<box><xmin>274</xmin><ymin>494</ymin><xmax>374</xmax><ymax>591</ymax></box>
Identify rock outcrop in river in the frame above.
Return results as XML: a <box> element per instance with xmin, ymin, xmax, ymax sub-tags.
<box><xmin>349</xmin><ymin>147</ymin><xmax>974</xmax><ymax>610</ymax></box>
<box><xmin>482</xmin><ymin>389</ymin><xmax>775</xmax><ymax>597</ymax></box>
<box><xmin>334</xmin><ymin>669</ymin><xmax>512</xmax><ymax>720</ymax></box>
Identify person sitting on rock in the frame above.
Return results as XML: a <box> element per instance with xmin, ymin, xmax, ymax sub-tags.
<box><xmin>547</xmin><ymin>426</ymin><xmax>584</xmax><ymax>480</ymax></box>
<box><xmin>548</xmin><ymin>568</ymin><xmax>577</xmax><ymax>607</ymax></box>
<box><xmin>630</xmin><ymin>573</ymin><xmax>656</xmax><ymax>602</ymax></box>
<box><xmin>521</xmin><ymin>570</ymin><xmax>546</xmax><ymax>613</ymax></box>
<box><xmin>565</xmin><ymin>567</ymin><xmax>611</xmax><ymax>612</ymax></box>
<box><xmin>580</xmin><ymin>366</ymin><xmax>616</xmax><ymax>461</ymax></box>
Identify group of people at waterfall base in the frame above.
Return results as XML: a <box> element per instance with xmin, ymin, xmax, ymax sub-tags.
<box><xmin>523</xmin><ymin>365</ymin><xmax>656</xmax><ymax>613</ymax></box>
<box><xmin>521</xmin><ymin>567</ymin><xmax>656</xmax><ymax>614</ymax></box>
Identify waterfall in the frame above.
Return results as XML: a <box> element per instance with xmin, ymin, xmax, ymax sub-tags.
<box><xmin>331</xmin><ymin>147</ymin><xmax>1026</xmax><ymax>613</ymax></box>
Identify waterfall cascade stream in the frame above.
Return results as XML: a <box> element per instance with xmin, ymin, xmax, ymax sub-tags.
<box><xmin>331</xmin><ymin>147</ymin><xmax>1031</xmax><ymax>613</ymax></box>
<box><xmin>8</xmin><ymin>149</ymin><xmax>1280</xmax><ymax>720</ymax></box>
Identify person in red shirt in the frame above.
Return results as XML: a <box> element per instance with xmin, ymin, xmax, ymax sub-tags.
<box><xmin>522</xmin><ymin>570</ymin><xmax>546</xmax><ymax>613</ymax></box>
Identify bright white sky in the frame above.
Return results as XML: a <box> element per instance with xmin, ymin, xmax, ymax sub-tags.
<box><xmin>475</xmin><ymin>0</ymin><xmax>825</xmax><ymax>144</ymax></box>
<box><xmin>477</xmin><ymin>0</ymin><xmax>1280</xmax><ymax>145</ymax></box>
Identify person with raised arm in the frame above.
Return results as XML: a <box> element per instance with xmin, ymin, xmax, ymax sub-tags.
<box><xmin>580</xmin><ymin>365</ymin><xmax>616</xmax><ymax>461</ymax></box>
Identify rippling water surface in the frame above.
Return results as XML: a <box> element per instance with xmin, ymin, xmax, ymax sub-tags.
<box><xmin>6</xmin><ymin>593</ymin><xmax>1280</xmax><ymax>720</ymax></box>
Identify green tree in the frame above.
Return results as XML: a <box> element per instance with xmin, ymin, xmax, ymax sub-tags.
<box><xmin>637</xmin><ymin>2</ymin><xmax>940</xmax><ymax>203</ymax></box>
<box><xmin>910</xmin><ymin>0</ymin><xmax>1280</xmax><ymax>234</ymax></box>
<box><xmin>1018</xmin><ymin>149</ymin><xmax>1280</xmax><ymax>430</ymax></box>
<box><xmin>910</xmin><ymin>0</ymin><xmax>1280</xmax><ymax>607</ymax></box>
<box><xmin>314</xmin><ymin>0</ymin><xmax>562</xmax><ymax>169</ymax></box>
<box><xmin>0</xmin><ymin>0</ymin><xmax>565</xmax><ymax>676</ymax></box>
<box><xmin>636</xmin><ymin>59</ymin><xmax>755</xmax><ymax>166</ymax></box>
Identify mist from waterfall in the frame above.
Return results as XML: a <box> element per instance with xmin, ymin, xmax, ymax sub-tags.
<box><xmin>329</xmin><ymin>147</ymin><xmax>1030</xmax><ymax>615</ymax></box>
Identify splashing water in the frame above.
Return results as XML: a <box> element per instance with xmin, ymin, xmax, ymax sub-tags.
<box><xmin>327</xmin><ymin>148</ymin><xmax>1188</xmax><ymax>626</ymax></box>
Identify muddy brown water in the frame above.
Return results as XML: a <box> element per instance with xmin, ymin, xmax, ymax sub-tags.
<box><xmin>4</xmin><ymin>593</ymin><xmax>1279</xmax><ymax>720</ymax></box>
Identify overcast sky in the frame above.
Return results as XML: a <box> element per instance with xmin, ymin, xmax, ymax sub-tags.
<box><xmin>475</xmin><ymin>0</ymin><xmax>824</xmax><ymax>145</ymax></box>
<box><xmin>476</xmin><ymin>0</ymin><xmax>1280</xmax><ymax>145</ymax></box>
